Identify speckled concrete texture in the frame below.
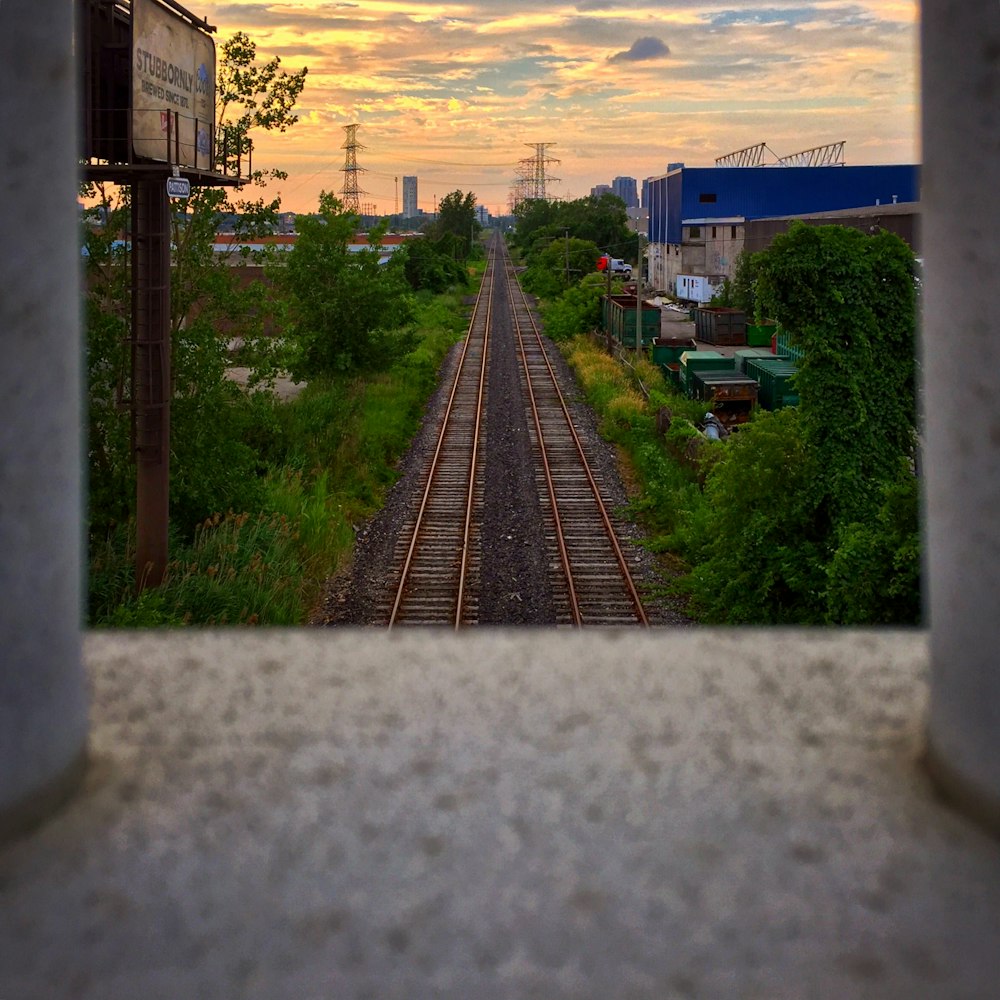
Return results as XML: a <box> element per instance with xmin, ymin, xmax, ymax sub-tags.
<box><xmin>0</xmin><ymin>630</ymin><xmax>997</xmax><ymax>999</ymax></box>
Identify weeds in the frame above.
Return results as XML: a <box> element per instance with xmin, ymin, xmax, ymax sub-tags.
<box><xmin>89</xmin><ymin>285</ymin><xmax>472</xmax><ymax>626</ymax></box>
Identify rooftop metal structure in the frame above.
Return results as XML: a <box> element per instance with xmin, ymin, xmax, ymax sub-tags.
<box><xmin>715</xmin><ymin>141</ymin><xmax>847</xmax><ymax>169</ymax></box>
<box><xmin>778</xmin><ymin>141</ymin><xmax>847</xmax><ymax>167</ymax></box>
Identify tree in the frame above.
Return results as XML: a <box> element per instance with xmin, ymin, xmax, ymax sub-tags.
<box><xmin>426</xmin><ymin>190</ymin><xmax>480</xmax><ymax>259</ymax></box>
<box><xmin>277</xmin><ymin>193</ymin><xmax>416</xmax><ymax>379</ymax></box>
<box><xmin>684</xmin><ymin>222</ymin><xmax>921</xmax><ymax>625</ymax></box>
<box><xmin>522</xmin><ymin>237</ymin><xmax>601</xmax><ymax>300</ymax></box>
<box><xmin>538</xmin><ymin>274</ymin><xmax>607</xmax><ymax>341</ymax></box>
<box><xmin>398</xmin><ymin>237</ymin><xmax>469</xmax><ymax>293</ymax></box>
<box><xmin>755</xmin><ymin>222</ymin><xmax>917</xmax><ymax>525</ymax></box>
<box><xmin>83</xmin><ymin>32</ymin><xmax>308</xmax><ymax>540</ymax></box>
<box><xmin>512</xmin><ymin>194</ymin><xmax>632</xmax><ymax>271</ymax></box>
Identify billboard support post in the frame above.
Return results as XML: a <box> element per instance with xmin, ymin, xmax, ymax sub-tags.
<box><xmin>131</xmin><ymin>178</ymin><xmax>172</xmax><ymax>590</ymax></box>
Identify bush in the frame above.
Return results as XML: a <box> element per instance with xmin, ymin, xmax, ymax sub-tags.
<box><xmin>683</xmin><ymin>408</ymin><xmax>828</xmax><ymax>624</ymax></box>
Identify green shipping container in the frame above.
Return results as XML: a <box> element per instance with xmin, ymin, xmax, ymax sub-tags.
<box><xmin>744</xmin><ymin>357</ymin><xmax>799</xmax><ymax>410</ymax></box>
<box><xmin>652</xmin><ymin>338</ymin><xmax>697</xmax><ymax>365</ymax></box>
<box><xmin>680</xmin><ymin>351</ymin><xmax>734</xmax><ymax>397</ymax></box>
<box><xmin>734</xmin><ymin>348</ymin><xmax>787</xmax><ymax>373</ymax></box>
<box><xmin>604</xmin><ymin>295</ymin><xmax>660</xmax><ymax>346</ymax></box>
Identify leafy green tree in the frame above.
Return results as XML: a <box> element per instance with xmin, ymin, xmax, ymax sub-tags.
<box><xmin>538</xmin><ymin>274</ymin><xmax>607</xmax><ymax>340</ymax></box>
<box><xmin>277</xmin><ymin>192</ymin><xmax>416</xmax><ymax>378</ymax></box>
<box><xmin>755</xmin><ymin>222</ymin><xmax>917</xmax><ymax>525</ymax></box>
<box><xmin>686</xmin><ymin>408</ymin><xmax>828</xmax><ymax>624</ymax></box>
<box><xmin>522</xmin><ymin>237</ymin><xmax>601</xmax><ymax>300</ymax></box>
<box><xmin>730</xmin><ymin>249</ymin><xmax>764</xmax><ymax>318</ymax></box>
<box><xmin>83</xmin><ymin>32</ymin><xmax>308</xmax><ymax>539</ymax></box>
<box><xmin>824</xmin><ymin>461</ymin><xmax>921</xmax><ymax>624</ymax></box>
<box><xmin>513</xmin><ymin>194</ymin><xmax>632</xmax><ymax>270</ymax></box>
<box><xmin>399</xmin><ymin>236</ymin><xmax>469</xmax><ymax>292</ymax></box>
<box><xmin>426</xmin><ymin>190</ymin><xmax>480</xmax><ymax>259</ymax></box>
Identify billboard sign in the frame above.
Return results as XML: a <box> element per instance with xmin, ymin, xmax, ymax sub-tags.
<box><xmin>132</xmin><ymin>0</ymin><xmax>215</xmax><ymax>170</ymax></box>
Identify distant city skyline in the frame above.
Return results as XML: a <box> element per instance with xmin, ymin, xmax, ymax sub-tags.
<box><xmin>197</xmin><ymin>1</ymin><xmax>919</xmax><ymax>216</ymax></box>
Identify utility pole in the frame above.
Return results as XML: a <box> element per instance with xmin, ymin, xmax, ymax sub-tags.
<box><xmin>636</xmin><ymin>214</ymin><xmax>642</xmax><ymax>364</ymax></box>
<box><xmin>564</xmin><ymin>228</ymin><xmax>570</xmax><ymax>288</ymax></box>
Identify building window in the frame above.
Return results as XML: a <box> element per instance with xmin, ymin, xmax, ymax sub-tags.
<box><xmin>688</xmin><ymin>226</ymin><xmax>701</xmax><ymax>239</ymax></box>
<box><xmin>711</xmin><ymin>226</ymin><xmax>717</xmax><ymax>239</ymax></box>
<box><xmin>699</xmin><ymin>193</ymin><xmax>717</xmax><ymax>203</ymax></box>
<box><xmin>731</xmin><ymin>225</ymin><xmax>737</xmax><ymax>239</ymax></box>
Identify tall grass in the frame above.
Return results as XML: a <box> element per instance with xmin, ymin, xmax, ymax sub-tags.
<box><xmin>560</xmin><ymin>335</ymin><xmax>710</xmax><ymax>563</ymax></box>
<box><xmin>89</xmin><ymin>284</ymin><xmax>473</xmax><ymax>626</ymax></box>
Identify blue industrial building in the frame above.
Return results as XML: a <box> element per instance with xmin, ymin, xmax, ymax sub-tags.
<box><xmin>647</xmin><ymin>164</ymin><xmax>919</xmax><ymax>245</ymax></box>
<box><xmin>645</xmin><ymin>163</ymin><xmax>920</xmax><ymax>297</ymax></box>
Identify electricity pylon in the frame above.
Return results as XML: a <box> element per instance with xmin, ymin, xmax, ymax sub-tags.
<box><xmin>519</xmin><ymin>142</ymin><xmax>560</xmax><ymax>200</ymax></box>
<box><xmin>340</xmin><ymin>123</ymin><xmax>367</xmax><ymax>213</ymax></box>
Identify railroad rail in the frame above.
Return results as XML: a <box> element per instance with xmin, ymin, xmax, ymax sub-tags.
<box><xmin>503</xmin><ymin>244</ymin><xmax>650</xmax><ymax>626</ymax></box>
<box><xmin>385</xmin><ymin>239</ymin><xmax>495</xmax><ymax>626</ymax></box>
<box><xmin>385</xmin><ymin>233</ymin><xmax>648</xmax><ymax>627</ymax></box>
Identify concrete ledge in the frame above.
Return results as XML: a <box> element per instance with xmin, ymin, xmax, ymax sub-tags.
<box><xmin>1</xmin><ymin>629</ymin><xmax>998</xmax><ymax>999</ymax></box>
<box><xmin>0</xmin><ymin>747</ymin><xmax>88</xmax><ymax>844</ymax></box>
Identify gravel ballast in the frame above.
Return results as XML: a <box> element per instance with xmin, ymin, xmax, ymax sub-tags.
<box><xmin>316</xmin><ymin>278</ymin><xmax>693</xmax><ymax>628</ymax></box>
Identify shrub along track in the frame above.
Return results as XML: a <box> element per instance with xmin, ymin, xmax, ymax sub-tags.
<box><xmin>316</xmin><ymin>234</ymin><xmax>692</xmax><ymax>628</ymax></box>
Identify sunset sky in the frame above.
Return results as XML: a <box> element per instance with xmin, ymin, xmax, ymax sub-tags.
<box><xmin>196</xmin><ymin>0</ymin><xmax>919</xmax><ymax>217</ymax></box>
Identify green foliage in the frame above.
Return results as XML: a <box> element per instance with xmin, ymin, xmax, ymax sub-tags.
<box><xmin>277</xmin><ymin>193</ymin><xmax>416</xmax><ymax>379</ymax></box>
<box><xmin>512</xmin><ymin>194</ymin><xmax>633</xmax><ymax>271</ymax></box>
<box><xmin>825</xmin><ymin>462</ymin><xmax>921</xmax><ymax>624</ymax></box>
<box><xmin>730</xmin><ymin>249</ymin><xmax>764</xmax><ymax>319</ymax></box>
<box><xmin>755</xmin><ymin>222</ymin><xmax>917</xmax><ymax>525</ymax></box>
<box><xmin>707</xmin><ymin>278</ymin><xmax>735</xmax><ymax>308</ymax></box>
<box><xmin>90</xmin><ymin>512</ymin><xmax>311</xmax><ymax>626</ymax></box>
<box><xmin>683</xmin><ymin>408</ymin><xmax>828</xmax><ymax>623</ymax></box>
<box><xmin>538</xmin><ymin>275</ymin><xmax>606</xmax><ymax>340</ymax></box>
<box><xmin>89</xmin><ymin>286</ymin><xmax>469</xmax><ymax>625</ymax></box>
<box><xmin>424</xmin><ymin>190</ymin><xmax>481</xmax><ymax>259</ymax></box>
<box><xmin>399</xmin><ymin>236</ymin><xmax>470</xmax><ymax>292</ymax></box>
<box><xmin>523</xmin><ymin>238</ymin><xmax>602</xmax><ymax>300</ymax></box>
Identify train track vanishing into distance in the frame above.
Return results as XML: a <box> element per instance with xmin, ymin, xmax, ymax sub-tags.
<box><xmin>385</xmin><ymin>233</ymin><xmax>649</xmax><ymax>628</ymax></box>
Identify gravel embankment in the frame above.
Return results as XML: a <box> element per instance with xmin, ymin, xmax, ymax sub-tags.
<box><xmin>315</xmin><ymin>290</ymin><xmax>694</xmax><ymax>628</ymax></box>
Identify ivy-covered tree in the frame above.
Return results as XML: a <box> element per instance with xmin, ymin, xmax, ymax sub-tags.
<box><xmin>277</xmin><ymin>193</ymin><xmax>415</xmax><ymax>379</ymax></box>
<box><xmin>685</xmin><ymin>222</ymin><xmax>920</xmax><ymax>625</ymax></box>
<box><xmin>755</xmin><ymin>222</ymin><xmax>917</xmax><ymax>525</ymax></box>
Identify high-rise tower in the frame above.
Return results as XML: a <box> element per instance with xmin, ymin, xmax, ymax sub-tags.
<box><xmin>402</xmin><ymin>175</ymin><xmax>418</xmax><ymax>218</ymax></box>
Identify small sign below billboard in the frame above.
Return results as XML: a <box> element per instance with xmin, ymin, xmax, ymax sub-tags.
<box><xmin>132</xmin><ymin>0</ymin><xmax>215</xmax><ymax>170</ymax></box>
<box><xmin>166</xmin><ymin>176</ymin><xmax>191</xmax><ymax>199</ymax></box>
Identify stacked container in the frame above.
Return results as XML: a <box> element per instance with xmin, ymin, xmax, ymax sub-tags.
<box><xmin>744</xmin><ymin>357</ymin><xmax>799</xmax><ymax>409</ymax></box>
<box><xmin>678</xmin><ymin>350</ymin><xmax>735</xmax><ymax>396</ymax></box>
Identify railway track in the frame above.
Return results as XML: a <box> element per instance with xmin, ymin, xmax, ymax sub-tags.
<box><xmin>383</xmin><ymin>238</ymin><xmax>495</xmax><ymax>626</ymax></box>
<box><xmin>504</xmin><ymin>247</ymin><xmax>649</xmax><ymax>627</ymax></box>
<box><xmin>385</xmin><ymin>233</ymin><xmax>648</xmax><ymax>627</ymax></box>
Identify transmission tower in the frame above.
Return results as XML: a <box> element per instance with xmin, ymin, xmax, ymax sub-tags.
<box><xmin>509</xmin><ymin>162</ymin><xmax>532</xmax><ymax>213</ymax></box>
<box><xmin>340</xmin><ymin>123</ymin><xmax>367</xmax><ymax>213</ymax></box>
<box><xmin>520</xmin><ymin>142</ymin><xmax>560</xmax><ymax>200</ymax></box>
